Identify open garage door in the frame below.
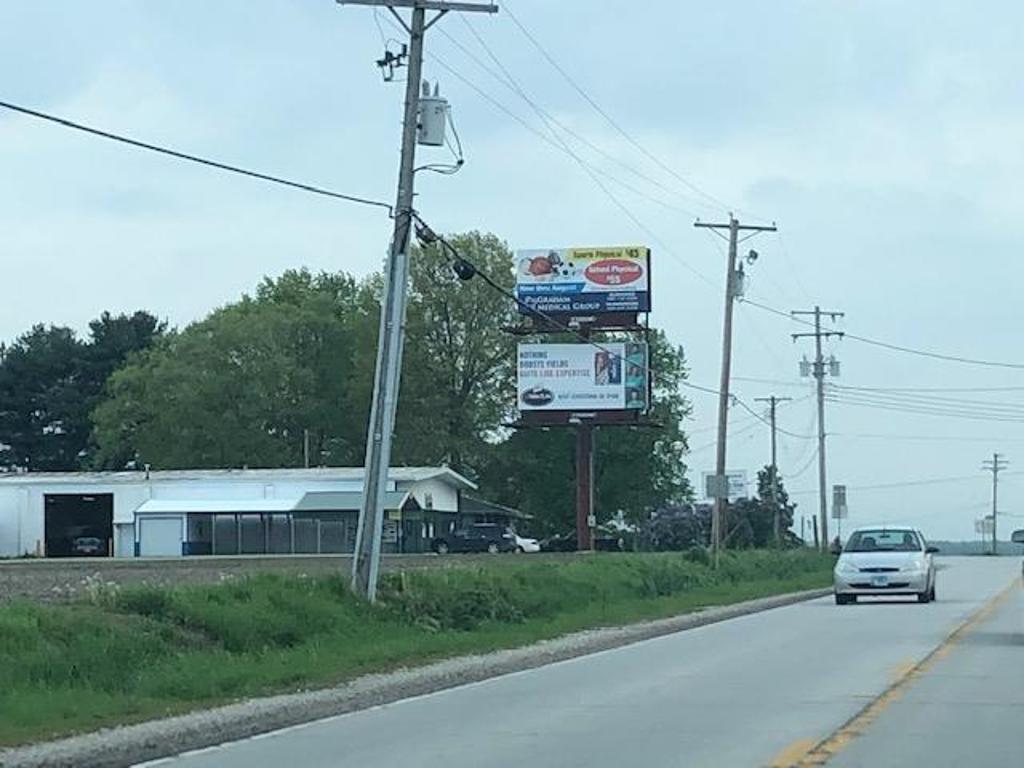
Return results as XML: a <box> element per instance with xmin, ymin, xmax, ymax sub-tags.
<box><xmin>44</xmin><ymin>494</ymin><xmax>113</xmax><ymax>557</ymax></box>
<box><xmin>138</xmin><ymin>517</ymin><xmax>184</xmax><ymax>557</ymax></box>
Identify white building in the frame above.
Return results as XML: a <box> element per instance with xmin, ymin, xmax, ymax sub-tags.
<box><xmin>0</xmin><ymin>466</ymin><xmax>514</xmax><ymax>558</ymax></box>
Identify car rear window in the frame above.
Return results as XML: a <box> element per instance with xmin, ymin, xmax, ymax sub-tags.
<box><xmin>846</xmin><ymin>529</ymin><xmax>921</xmax><ymax>552</ymax></box>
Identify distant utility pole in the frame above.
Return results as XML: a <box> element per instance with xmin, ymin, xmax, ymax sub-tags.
<box><xmin>792</xmin><ymin>306</ymin><xmax>843</xmax><ymax>552</ymax></box>
<box><xmin>755</xmin><ymin>395</ymin><xmax>791</xmax><ymax>546</ymax></box>
<box><xmin>339</xmin><ymin>0</ymin><xmax>498</xmax><ymax>602</ymax></box>
<box><xmin>982</xmin><ymin>453</ymin><xmax>1008</xmax><ymax>555</ymax></box>
<box><xmin>694</xmin><ymin>216</ymin><xmax>776</xmax><ymax>563</ymax></box>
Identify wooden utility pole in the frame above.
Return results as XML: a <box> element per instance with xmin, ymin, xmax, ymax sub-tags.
<box><xmin>694</xmin><ymin>216</ymin><xmax>776</xmax><ymax>563</ymax></box>
<box><xmin>982</xmin><ymin>453</ymin><xmax>1008</xmax><ymax>555</ymax></box>
<box><xmin>792</xmin><ymin>306</ymin><xmax>843</xmax><ymax>551</ymax></box>
<box><xmin>755</xmin><ymin>395</ymin><xmax>791</xmax><ymax>546</ymax></box>
<box><xmin>339</xmin><ymin>0</ymin><xmax>498</xmax><ymax>602</ymax></box>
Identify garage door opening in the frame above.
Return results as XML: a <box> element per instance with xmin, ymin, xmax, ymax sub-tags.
<box><xmin>44</xmin><ymin>493</ymin><xmax>114</xmax><ymax>557</ymax></box>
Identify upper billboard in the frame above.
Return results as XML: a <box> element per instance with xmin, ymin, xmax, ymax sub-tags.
<box><xmin>517</xmin><ymin>342</ymin><xmax>649</xmax><ymax>412</ymax></box>
<box><xmin>514</xmin><ymin>246</ymin><xmax>651</xmax><ymax>315</ymax></box>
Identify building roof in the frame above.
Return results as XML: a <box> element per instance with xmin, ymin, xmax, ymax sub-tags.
<box><xmin>293</xmin><ymin>490</ymin><xmax>412</xmax><ymax>512</ymax></box>
<box><xmin>135</xmin><ymin>490</ymin><xmax>413</xmax><ymax>515</ymax></box>
<box><xmin>0</xmin><ymin>466</ymin><xmax>477</xmax><ymax>491</ymax></box>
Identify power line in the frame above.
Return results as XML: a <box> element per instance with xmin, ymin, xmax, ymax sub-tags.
<box><xmin>834</xmin><ymin>432</ymin><xmax>1024</xmax><ymax>444</ymax></box>
<box><xmin>831</xmin><ymin>384</ymin><xmax>1024</xmax><ymax>394</ymax></box>
<box><xmin>828</xmin><ymin>385</ymin><xmax>1024</xmax><ymax>414</ymax></box>
<box><xmin>742</xmin><ymin>296</ymin><xmax>1024</xmax><ymax>370</ymax></box>
<box><xmin>0</xmin><ymin>99</ymin><xmax>393</xmax><ymax>212</ymax></box>
<box><xmin>789</xmin><ymin>470</ymin><xmax>1022</xmax><ymax>497</ymax></box>
<box><xmin>786</xmin><ymin>446</ymin><xmax>820</xmax><ymax>482</ymax></box>
<box><xmin>435</xmin><ymin>22</ymin><xmax>710</xmax><ymax>218</ymax></box>
<box><xmin>449</xmin><ymin>15</ymin><xmax>722</xmax><ymax>292</ymax></box>
<box><xmin>501</xmin><ymin>1</ymin><xmax>745</xmax><ymax>218</ymax></box>
<box><xmin>733</xmin><ymin>398</ymin><xmax>815</xmax><ymax>439</ymax></box>
<box><xmin>825</xmin><ymin>393</ymin><xmax>1024</xmax><ymax>423</ymax></box>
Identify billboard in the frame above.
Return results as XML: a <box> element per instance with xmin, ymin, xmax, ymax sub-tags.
<box><xmin>514</xmin><ymin>245</ymin><xmax>651</xmax><ymax>315</ymax></box>
<box><xmin>517</xmin><ymin>342</ymin><xmax>648</xmax><ymax>412</ymax></box>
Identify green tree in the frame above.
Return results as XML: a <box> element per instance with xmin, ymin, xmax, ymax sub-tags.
<box><xmin>91</xmin><ymin>270</ymin><xmax>369</xmax><ymax>469</ymax></box>
<box><xmin>0</xmin><ymin>313</ymin><xmax>163</xmax><ymax>471</ymax></box>
<box><xmin>727</xmin><ymin>465</ymin><xmax>798</xmax><ymax>548</ymax></box>
<box><xmin>391</xmin><ymin>232</ymin><xmax>518</xmax><ymax>473</ymax></box>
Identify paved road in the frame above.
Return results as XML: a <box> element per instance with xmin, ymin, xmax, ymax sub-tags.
<box><xmin>144</xmin><ymin>556</ymin><xmax>1022</xmax><ymax>768</ymax></box>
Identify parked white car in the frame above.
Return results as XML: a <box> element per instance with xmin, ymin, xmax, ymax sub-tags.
<box><xmin>513</xmin><ymin>533</ymin><xmax>541</xmax><ymax>553</ymax></box>
<box><xmin>833</xmin><ymin>526</ymin><xmax>938</xmax><ymax>605</ymax></box>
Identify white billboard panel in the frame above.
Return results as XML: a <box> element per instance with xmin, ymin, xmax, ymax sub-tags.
<box><xmin>516</xmin><ymin>342</ymin><xmax>648</xmax><ymax>412</ymax></box>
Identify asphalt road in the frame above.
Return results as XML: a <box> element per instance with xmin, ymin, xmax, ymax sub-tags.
<box><xmin>143</xmin><ymin>556</ymin><xmax>1022</xmax><ymax>768</ymax></box>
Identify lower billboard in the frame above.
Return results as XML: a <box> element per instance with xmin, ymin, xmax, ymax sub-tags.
<box><xmin>517</xmin><ymin>342</ymin><xmax>648</xmax><ymax>412</ymax></box>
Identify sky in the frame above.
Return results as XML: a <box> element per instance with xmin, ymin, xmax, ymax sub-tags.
<box><xmin>3</xmin><ymin>0</ymin><xmax>1024</xmax><ymax>540</ymax></box>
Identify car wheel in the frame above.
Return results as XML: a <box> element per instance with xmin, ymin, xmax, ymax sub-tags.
<box><xmin>835</xmin><ymin>594</ymin><xmax>853</xmax><ymax>605</ymax></box>
<box><xmin>515</xmin><ymin>546</ymin><xmax>525</xmax><ymax>554</ymax></box>
<box><xmin>486</xmin><ymin>542</ymin><xmax>500</xmax><ymax>554</ymax></box>
<box><xmin>928</xmin><ymin>584</ymin><xmax>936</xmax><ymax>602</ymax></box>
<box><xmin>917</xmin><ymin>590</ymin><xmax>931</xmax><ymax>603</ymax></box>
<box><xmin>435</xmin><ymin>541</ymin><xmax>449</xmax><ymax>555</ymax></box>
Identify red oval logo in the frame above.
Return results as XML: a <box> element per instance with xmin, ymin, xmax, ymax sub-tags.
<box><xmin>583</xmin><ymin>259</ymin><xmax>643</xmax><ymax>287</ymax></box>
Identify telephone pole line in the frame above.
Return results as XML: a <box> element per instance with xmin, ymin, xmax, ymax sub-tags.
<box><xmin>694</xmin><ymin>216</ymin><xmax>776</xmax><ymax>562</ymax></box>
<box><xmin>792</xmin><ymin>306</ymin><xmax>843</xmax><ymax>552</ymax></box>
<box><xmin>982</xmin><ymin>453</ymin><xmax>1008</xmax><ymax>555</ymax></box>
<box><xmin>755</xmin><ymin>395</ymin><xmax>792</xmax><ymax>546</ymax></box>
<box><xmin>338</xmin><ymin>0</ymin><xmax>498</xmax><ymax>602</ymax></box>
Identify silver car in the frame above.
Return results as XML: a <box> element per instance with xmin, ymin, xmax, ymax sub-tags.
<box><xmin>833</xmin><ymin>526</ymin><xmax>938</xmax><ymax>605</ymax></box>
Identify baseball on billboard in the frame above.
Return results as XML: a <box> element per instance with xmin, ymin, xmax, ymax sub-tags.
<box><xmin>513</xmin><ymin>245</ymin><xmax>651</xmax><ymax>315</ymax></box>
<box><xmin>517</xmin><ymin>342</ymin><xmax>648</xmax><ymax>412</ymax></box>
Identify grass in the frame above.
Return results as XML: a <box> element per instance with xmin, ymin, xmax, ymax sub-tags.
<box><xmin>0</xmin><ymin>549</ymin><xmax>833</xmax><ymax>747</ymax></box>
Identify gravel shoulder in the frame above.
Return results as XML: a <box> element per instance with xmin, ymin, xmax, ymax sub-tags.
<box><xmin>0</xmin><ymin>586</ymin><xmax>829</xmax><ymax>768</ymax></box>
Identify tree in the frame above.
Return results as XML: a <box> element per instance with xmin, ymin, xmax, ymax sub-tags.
<box><xmin>91</xmin><ymin>271</ymin><xmax>369</xmax><ymax>469</ymax></box>
<box><xmin>0</xmin><ymin>325</ymin><xmax>85</xmax><ymax>470</ymax></box>
<box><xmin>0</xmin><ymin>312</ymin><xmax>162</xmax><ymax>471</ymax></box>
<box><xmin>726</xmin><ymin>465</ymin><xmax>798</xmax><ymax>548</ymax></box>
<box><xmin>391</xmin><ymin>232</ymin><xmax>518</xmax><ymax>474</ymax></box>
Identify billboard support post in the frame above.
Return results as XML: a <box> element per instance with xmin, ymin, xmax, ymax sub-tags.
<box><xmin>576</xmin><ymin>420</ymin><xmax>595</xmax><ymax>552</ymax></box>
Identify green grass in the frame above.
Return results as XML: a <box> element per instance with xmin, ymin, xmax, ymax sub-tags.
<box><xmin>0</xmin><ymin>550</ymin><xmax>832</xmax><ymax>747</ymax></box>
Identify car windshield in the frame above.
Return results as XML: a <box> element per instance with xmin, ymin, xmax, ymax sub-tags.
<box><xmin>845</xmin><ymin>529</ymin><xmax>922</xmax><ymax>552</ymax></box>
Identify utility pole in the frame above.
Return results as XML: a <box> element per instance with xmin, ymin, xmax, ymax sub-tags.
<box><xmin>694</xmin><ymin>216</ymin><xmax>776</xmax><ymax>563</ymax></box>
<box><xmin>792</xmin><ymin>306</ymin><xmax>843</xmax><ymax>551</ymax></box>
<box><xmin>982</xmin><ymin>453</ymin><xmax>1008</xmax><ymax>555</ymax></box>
<box><xmin>755</xmin><ymin>395</ymin><xmax>791</xmax><ymax>546</ymax></box>
<box><xmin>339</xmin><ymin>0</ymin><xmax>498</xmax><ymax>602</ymax></box>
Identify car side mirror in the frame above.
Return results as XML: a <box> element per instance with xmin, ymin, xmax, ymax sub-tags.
<box><xmin>925</xmin><ymin>546</ymin><xmax>940</xmax><ymax>554</ymax></box>
<box><xmin>829</xmin><ymin>542</ymin><xmax>842</xmax><ymax>556</ymax></box>
<box><xmin>1011</xmin><ymin>530</ymin><xmax>1024</xmax><ymax>545</ymax></box>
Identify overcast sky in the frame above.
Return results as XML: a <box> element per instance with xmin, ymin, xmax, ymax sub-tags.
<box><xmin>3</xmin><ymin>1</ymin><xmax>1024</xmax><ymax>540</ymax></box>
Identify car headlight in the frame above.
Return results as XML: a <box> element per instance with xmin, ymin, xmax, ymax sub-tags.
<box><xmin>836</xmin><ymin>559</ymin><xmax>858</xmax><ymax>574</ymax></box>
<box><xmin>902</xmin><ymin>559</ymin><xmax>926</xmax><ymax>572</ymax></box>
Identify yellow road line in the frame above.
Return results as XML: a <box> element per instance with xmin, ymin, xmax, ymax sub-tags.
<box><xmin>769</xmin><ymin>579</ymin><xmax>1020</xmax><ymax>768</ymax></box>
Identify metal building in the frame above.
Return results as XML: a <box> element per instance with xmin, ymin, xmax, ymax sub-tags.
<box><xmin>0</xmin><ymin>466</ymin><xmax>496</xmax><ymax>558</ymax></box>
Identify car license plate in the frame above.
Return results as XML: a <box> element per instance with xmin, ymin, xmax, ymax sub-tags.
<box><xmin>871</xmin><ymin>574</ymin><xmax>888</xmax><ymax>587</ymax></box>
